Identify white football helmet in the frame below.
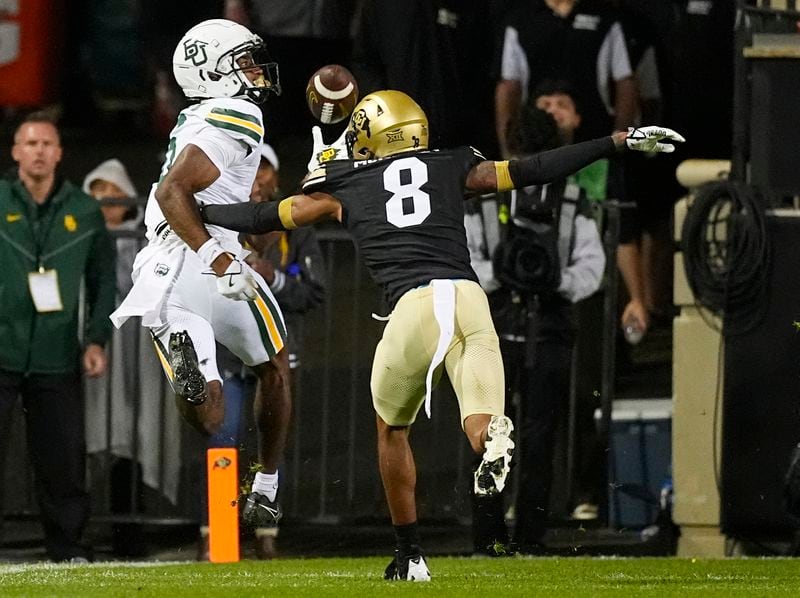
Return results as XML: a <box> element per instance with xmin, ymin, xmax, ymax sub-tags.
<box><xmin>172</xmin><ymin>19</ymin><xmax>280</xmax><ymax>104</ymax></box>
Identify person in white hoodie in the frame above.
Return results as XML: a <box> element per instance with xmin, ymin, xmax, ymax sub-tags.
<box><xmin>82</xmin><ymin>158</ymin><xmax>183</xmax><ymax>555</ymax></box>
<box><xmin>83</xmin><ymin>159</ymin><xmax>142</xmax><ymax>296</ymax></box>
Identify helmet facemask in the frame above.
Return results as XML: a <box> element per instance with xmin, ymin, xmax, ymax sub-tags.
<box><xmin>218</xmin><ymin>41</ymin><xmax>281</xmax><ymax>104</ymax></box>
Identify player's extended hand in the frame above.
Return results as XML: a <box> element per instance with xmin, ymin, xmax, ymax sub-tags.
<box><xmin>216</xmin><ymin>257</ymin><xmax>258</xmax><ymax>301</ymax></box>
<box><xmin>626</xmin><ymin>126</ymin><xmax>685</xmax><ymax>153</ymax></box>
<box><xmin>306</xmin><ymin>125</ymin><xmax>349</xmax><ymax>172</ymax></box>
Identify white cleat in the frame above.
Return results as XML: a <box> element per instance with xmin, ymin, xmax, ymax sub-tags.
<box><xmin>406</xmin><ymin>555</ymin><xmax>431</xmax><ymax>582</ymax></box>
<box><xmin>474</xmin><ymin>415</ymin><xmax>515</xmax><ymax>497</ymax></box>
<box><xmin>384</xmin><ymin>552</ymin><xmax>431</xmax><ymax>582</ymax></box>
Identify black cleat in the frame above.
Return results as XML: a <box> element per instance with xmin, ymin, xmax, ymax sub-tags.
<box><xmin>384</xmin><ymin>549</ymin><xmax>431</xmax><ymax>582</ymax></box>
<box><xmin>169</xmin><ymin>331</ymin><xmax>207</xmax><ymax>405</ymax></box>
<box><xmin>242</xmin><ymin>491</ymin><xmax>283</xmax><ymax>528</ymax></box>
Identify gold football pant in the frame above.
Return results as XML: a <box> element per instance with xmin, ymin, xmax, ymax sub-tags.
<box><xmin>371</xmin><ymin>279</ymin><xmax>505</xmax><ymax>427</ymax></box>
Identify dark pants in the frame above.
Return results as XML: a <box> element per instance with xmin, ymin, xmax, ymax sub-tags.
<box><xmin>0</xmin><ymin>369</ymin><xmax>91</xmax><ymax>561</ymax></box>
<box><xmin>511</xmin><ymin>337</ymin><xmax>572</xmax><ymax>546</ymax></box>
<box><xmin>471</xmin><ymin>334</ymin><xmax>572</xmax><ymax>551</ymax></box>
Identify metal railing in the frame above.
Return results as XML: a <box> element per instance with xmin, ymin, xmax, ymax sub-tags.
<box><xmin>1</xmin><ymin>225</ymin><xmax>475</xmax><ymax>529</ymax></box>
<box><xmin>2</xmin><ymin>204</ymin><xmax>627</xmax><ymax>532</ymax></box>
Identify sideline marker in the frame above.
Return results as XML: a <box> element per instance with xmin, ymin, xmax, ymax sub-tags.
<box><xmin>207</xmin><ymin>448</ymin><xmax>240</xmax><ymax>563</ymax></box>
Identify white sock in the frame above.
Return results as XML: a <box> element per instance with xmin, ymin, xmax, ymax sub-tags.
<box><xmin>252</xmin><ymin>471</ymin><xmax>279</xmax><ymax>502</ymax></box>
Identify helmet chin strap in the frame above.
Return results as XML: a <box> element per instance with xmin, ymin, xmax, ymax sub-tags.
<box><xmin>239</xmin><ymin>74</ymin><xmax>281</xmax><ymax>104</ymax></box>
<box><xmin>243</xmin><ymin>86</ymin><xmax>275</xmax><ymax>105</ymax></box>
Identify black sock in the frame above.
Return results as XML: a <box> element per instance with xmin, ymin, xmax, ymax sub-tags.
<box><xmin>393</xmin><ymin>522</ymin><xmax>421</xmax><ymax>556</ymax></box>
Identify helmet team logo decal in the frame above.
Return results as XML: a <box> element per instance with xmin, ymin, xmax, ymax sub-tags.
<box><xmin>183</xmin><ymin>38</ymin><xmax>209</xmax><ymax>66</ymax></box>
<box><xmin>352</xmin><ymin>109</ymin><xmax>371</xmax><ymax>138</ymax></box>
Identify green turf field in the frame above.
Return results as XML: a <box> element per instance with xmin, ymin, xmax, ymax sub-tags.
<box><xmin>1</xmin><ymin>557</ymin><xmax>799</xmax><ymax>597</ymax></box>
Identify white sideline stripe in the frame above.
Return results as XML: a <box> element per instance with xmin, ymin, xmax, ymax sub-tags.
<box><xmin>314</xmin><ymin>76</ymin><xmax>355</xmax><ymax>100</ymax></box>
<box><xmin>0</xmin><ymin>561</ymin><xmax>189</xmax><ymax>573</ymax></box>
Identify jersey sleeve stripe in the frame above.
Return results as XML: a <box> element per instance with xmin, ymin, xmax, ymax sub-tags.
<box><xmin>209</xmin><ymin>107</ymin><xmax>263</xmax><ymax>125</ymax></box>
<box><xmin>205</xmin><ymin>114</ymin><xmax>263</xmax><ymax>142</ymax></box>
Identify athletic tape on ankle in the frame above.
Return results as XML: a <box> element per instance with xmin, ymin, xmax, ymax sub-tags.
<box><xmin>196</xmin><ymin>238</ymin><xmax>226</xmax><ymax>268</ymax></box>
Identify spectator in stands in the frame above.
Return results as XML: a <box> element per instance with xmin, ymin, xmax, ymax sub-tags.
<box><xmin>82</xmin><ymin>159</ymin><xmax>142</xmax><ymax>295</ymax></box>
<box><xmin>495</xmin><ymin>0</ymin><xmax>637</xmax><ymax>155</ymax></box>
<box><xmin>81</xmin><ymin>159</ymin><xmax>152</xmax><ymax>557</ymax></box>
<box><xmin>0</xmin><ymin>112</ymin><xmax>116</xmax><ymax>562</ymax></box>
<box><xmin>466</xmin><ymin>86</ymin><xmax>606</xmax><ymax>554</ymax></box>
<box><xmin>614</xmin><ymin>2</ymin><xmax>678</xmax><ymax>345</ymax></box>
<box><xmin>198</xmin><ymin>144</ymin><xmax>325</xmax><ymax>560</ymax></box>
<box><xmin>614</xmin><ymin>0</ymin><xmax>735</xmax><ymax>336</ymax></box>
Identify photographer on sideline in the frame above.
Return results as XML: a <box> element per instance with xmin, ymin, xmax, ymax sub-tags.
<box><xmin>466</xmin><ymin>83</ymin><xmax>606</xmax><ymax>555</ymax></box>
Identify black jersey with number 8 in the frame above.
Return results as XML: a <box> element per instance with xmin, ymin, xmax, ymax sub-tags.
<box><xmin>303</xmin><ymin>146</ymin><xmax>485</xmax><ymax>307</ymax></box>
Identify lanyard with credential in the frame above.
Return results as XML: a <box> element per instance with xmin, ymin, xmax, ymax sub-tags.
<box><xmin>26</xmin><ymin>200</ymin><xmax>65</xmax><ymax>312</ymax></box>
<box><xmin>28</xmin><ymin>199</ymin><xmax>60</xmax><ymax>272</ymax></box>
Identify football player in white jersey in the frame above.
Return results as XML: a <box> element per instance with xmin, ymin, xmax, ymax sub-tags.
<box><xmin>110</xmin><ymin>19</ymin><xmax>288</xmax><ymax>527</ymax></box>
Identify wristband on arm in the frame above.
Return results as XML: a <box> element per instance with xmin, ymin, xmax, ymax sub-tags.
<box><xmin>196</xmin><ymin>238</ymin><xmax>226</xmax><ymax>268</ymax></box>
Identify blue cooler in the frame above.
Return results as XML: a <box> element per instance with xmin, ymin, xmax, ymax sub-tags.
<box><xmin>599</xmin><ymin>399</ymin><xmax>672</xmax><ymax>529</ymax></box>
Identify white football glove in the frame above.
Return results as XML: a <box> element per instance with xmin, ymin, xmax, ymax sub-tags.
<box><xmin>626</xmin><ymin>126</ymin><xmax>686</xmax><ymax>153</ymax></box>
<box><xmin>216</xmin><ymin>257</ymin><xmax>258</xmax><ymax>301</ymax></box>
<box><xmin>306</xmin><ymin>125</ymin><xmax>349</xmax><ymax>173</ymax></box>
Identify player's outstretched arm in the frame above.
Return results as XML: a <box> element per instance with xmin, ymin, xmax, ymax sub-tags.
<box><xmin>465</xmin><ymin>134</ymin><xmax>624</xmax><ymax>194</ymax></box>
<box><xmin>202</xmin><ymin>192</ymin><xmax>341</xmax><ymax>234</ymax></box>
<box><xmin>465</xmin><ymin>127</ymin><xmax>684</xmax><ymax>193</ymax></box>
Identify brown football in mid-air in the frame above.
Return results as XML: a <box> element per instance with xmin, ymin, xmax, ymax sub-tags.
<box><xmin>305</xmin><ymin>64</ymin><xmax>359</xmax><ymax>124</ymax></box>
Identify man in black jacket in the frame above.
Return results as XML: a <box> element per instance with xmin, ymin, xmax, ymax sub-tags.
<box><xmin>0</xmin><ymin>112</ymin><xmax>116</xmax><ymax>562</ymax></box>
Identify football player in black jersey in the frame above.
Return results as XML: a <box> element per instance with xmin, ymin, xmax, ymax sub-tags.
<box><xmin>202</xmin><ymin>90</ymin><xmax>682</xmax><ymax>580</ymax></box>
